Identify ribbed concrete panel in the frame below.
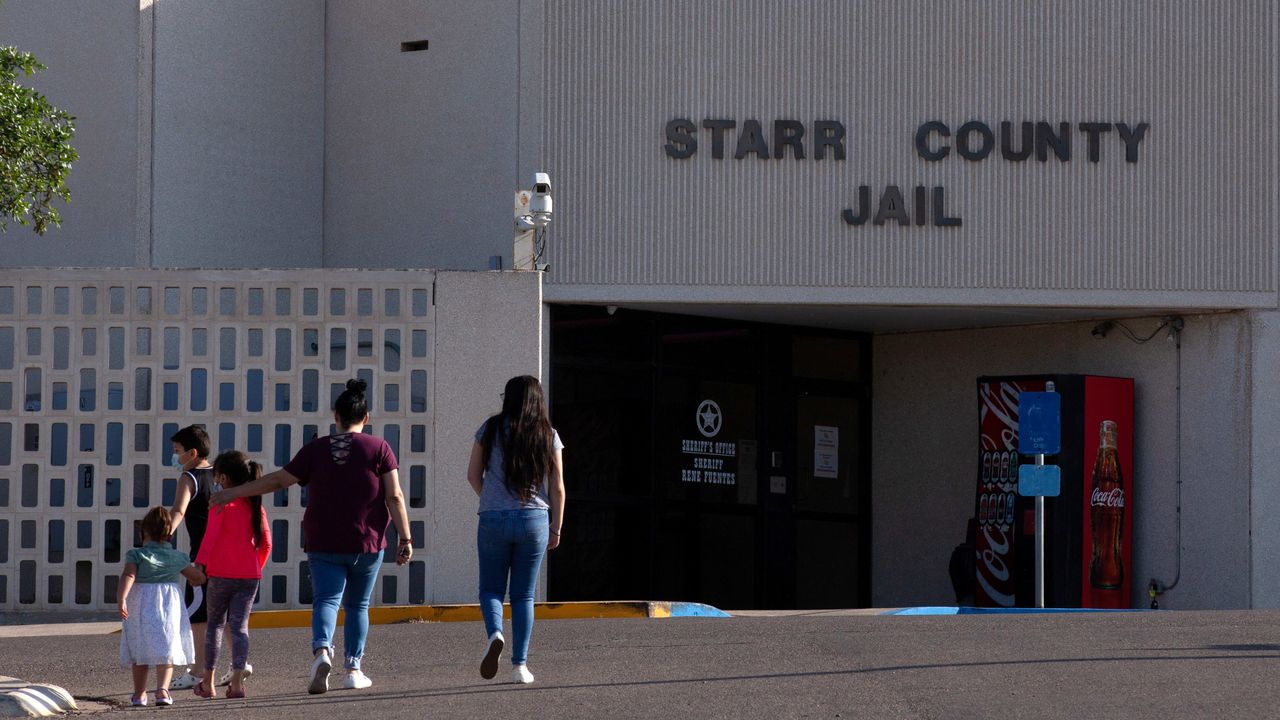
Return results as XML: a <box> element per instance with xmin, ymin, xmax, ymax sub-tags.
<box><xmin>543</xmin><ymin>1</ymin><xmax>1277</xmax><ymax>301</ymax></box>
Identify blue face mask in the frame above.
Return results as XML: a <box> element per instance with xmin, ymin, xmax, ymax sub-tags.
<box><xmin>170</xmin><ymin>452</ymin><xmax>183</xmax><ymax>468</ymax></box>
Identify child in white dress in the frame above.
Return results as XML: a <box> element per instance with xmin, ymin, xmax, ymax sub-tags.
<box><xmin>119</xmin><ymin>506</ymin><xmax>207</xmax><ymax>706</ymax></box>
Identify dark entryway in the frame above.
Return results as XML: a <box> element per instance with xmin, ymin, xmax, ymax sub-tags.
<box><xmin>547</xmin><ymin>305</ymin><xmax>871</xmax><ymax>610</ymax></box>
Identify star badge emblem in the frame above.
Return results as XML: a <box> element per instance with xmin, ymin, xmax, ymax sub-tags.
<box><xmin>696</xmin><ymin>399</ymin><xmax>722</xmax><ymax>438</ymax></box>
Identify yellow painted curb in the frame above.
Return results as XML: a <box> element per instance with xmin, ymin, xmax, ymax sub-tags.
<box><xmin>649</xmin><ymin>603</ymin><xmax>673</xmax><ymax>619</ymax></box>
<box><xmin>110</xmin><ymin>601</ymin><xmax>724</xmax><ymax>633</ymax></box>
<box><xmin>248</xmin><ymin>601</ymin><xmax>662</xmax><ymax>629</ymax></box>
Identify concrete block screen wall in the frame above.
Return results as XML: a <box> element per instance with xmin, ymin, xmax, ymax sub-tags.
<box><xmin>0</xmin><ymin>268</ymin><xmax>543</xmax><ymax>612</ymax></box>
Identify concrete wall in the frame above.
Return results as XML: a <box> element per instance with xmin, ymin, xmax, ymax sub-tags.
<box><xmin>872</xmin><ymin>312</ymin><xmax>1252</xmax><ymax>610</ymax></box>
<box><xmin>0</xmin><ymin>267</ymin><xmax>541</xmax><ymax>611</ymax></box>
<box><xmin>2</xmin><ymin>0</ymin><xmax>522</xmax><ymax>271</ymax></box>
<box><xmin>7</xmin><ymin>0</ymin><xmax>1275</xmax><ymax>297</ymax></box>
<box><xmin>0</xmin><ymin>0</ymin><xmax>140</xmax><ymax>264</ymax></box>
<box><xmin>151</xmin><ymin>0</ymin><xmax>325</xmax><ymax>267</ymax></box>
<box><xmin>1249</xmin><ymin>310</ymin><xmax>1280</xmax><ymax>608</ymax></box>
<box><xmin>322</xmin><ymin>0</ymin><xmax>519</xmax><ymax>270</ymax></box>
<box><xmin>431</xmin><ymin>270</ymin><xmax>543</xmax><ymax>603</ymax></box>
<box><xmin>542</xmin><ymin>0</ymin><xmax>1279</xmax><ymax>310</ymax></box>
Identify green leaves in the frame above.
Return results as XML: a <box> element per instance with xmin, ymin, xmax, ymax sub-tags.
<box><xmin>0</xmin><ymin>45</ymin><xmax>78</xmax><ymax>235</ymax></box>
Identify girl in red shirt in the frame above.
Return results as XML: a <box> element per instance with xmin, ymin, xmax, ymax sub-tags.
<box><xmin>193</xmin><ymin>451</ymin><xmax>271</xmax><ymax>699</ymax></box>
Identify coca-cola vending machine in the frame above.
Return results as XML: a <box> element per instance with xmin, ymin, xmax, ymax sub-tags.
<box><xmin>974</xmin><ymin>375</ymin><xmax>1134</xmax><ymax>608</ymax></box>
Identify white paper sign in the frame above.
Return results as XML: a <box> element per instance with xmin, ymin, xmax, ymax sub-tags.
<box><xmin>814</xmin><ymin>425</ymin><xmax>839</xmax><ymax>479</ymax></box>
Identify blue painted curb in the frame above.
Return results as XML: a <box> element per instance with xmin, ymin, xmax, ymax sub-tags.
<box><xmin>668</xmin><ymin>602</ymin><xmax>732</xmax><ymax>618</ymax></box>
<box><xmin>886</xmin><ymin>606</ymin><xmax>1142</xmax><ymax>616</ymax></box>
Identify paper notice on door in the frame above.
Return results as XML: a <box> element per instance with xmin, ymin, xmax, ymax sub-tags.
<box><xmin>814</xmin><ymin>425</ymin><xmax>838</xmax><ymax>479</ymax></box>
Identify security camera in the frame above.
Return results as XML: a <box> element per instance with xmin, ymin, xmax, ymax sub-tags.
<box><xmin>530</xmin><ymin>172</ymin><xmax>552</xmax><ymax>220</ymax></box>
<box><xmin>516</xmin><ymin>173</ymin><xmax>553</xmax><ymax>230</ymax></box>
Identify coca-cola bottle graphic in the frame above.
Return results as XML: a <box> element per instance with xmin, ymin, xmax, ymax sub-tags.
<box><xmin>1089</xmin><ymin>420</ymin><xmax>1125</xmax><ymax>589</ymax></box>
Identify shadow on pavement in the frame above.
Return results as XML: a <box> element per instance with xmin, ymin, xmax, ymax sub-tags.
<box><xmin>99</xmin><ymin>650</ymin><xmax>1280</xmax><ymax>712</ymax></box>
<box><xmin>1144</xmin><ymin>643</ymin><xmax>1280</xmax><ymax>653</ymax></box>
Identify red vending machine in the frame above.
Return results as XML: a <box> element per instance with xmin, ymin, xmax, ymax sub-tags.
<box><xmin>974</xmin><ymin>375</ymin><xmax>1134</xmax><ymax>608</ymax></box>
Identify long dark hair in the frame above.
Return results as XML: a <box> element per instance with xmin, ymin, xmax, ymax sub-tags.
<box><xmin>481</xmin><ymin>375</ymin><xmax>555</xmax><ymax>503</ymax></box>
<box><xmin>213</xmin><ymin>450</ymin><xmax>266</xmax><ymax>548</ymax></box>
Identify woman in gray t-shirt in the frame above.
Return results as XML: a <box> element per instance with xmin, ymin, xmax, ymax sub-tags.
<box><xmin>466</xmin><ymin>375</ymin><xmax>565</xmax><ymax>685</ymax></box>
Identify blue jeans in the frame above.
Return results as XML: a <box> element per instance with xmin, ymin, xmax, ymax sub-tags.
<box><xmin>308</xmin><ymin>551</ymin><xmax>383</xmax><ymax>670</ymax></box>
<box><xmin>477</xmin><ymin>509</ymin><xmax>548</xmax><ymax>665</ymax></box>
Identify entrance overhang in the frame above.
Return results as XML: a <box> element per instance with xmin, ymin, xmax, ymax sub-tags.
<box><xmin>545</xmin><ymin>301</ymin><xmax>1212</xmax><ymax>335</ymax></box>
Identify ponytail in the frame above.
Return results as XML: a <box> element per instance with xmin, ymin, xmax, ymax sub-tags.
<box><xmin>213</xmin><ymin>450</ymin><xmax>267</xmax><ymax>548</ymax></box>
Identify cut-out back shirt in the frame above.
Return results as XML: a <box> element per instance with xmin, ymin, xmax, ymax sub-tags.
<box><xmin>284</xmin><ymin>432</ymin><xmax>399</xmax><ymax>554</ymax></box>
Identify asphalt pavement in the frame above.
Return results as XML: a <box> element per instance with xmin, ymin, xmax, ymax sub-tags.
<box><xmin>2</xmin><ymin>609</ymin><xmax>1278</xmax><ymax>719</ymax></box>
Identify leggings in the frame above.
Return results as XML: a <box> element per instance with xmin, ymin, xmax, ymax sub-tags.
<box><xmin>204</xmin><ymin>577</ymin><xmax>258</xmax><ymax>671</ymax></box>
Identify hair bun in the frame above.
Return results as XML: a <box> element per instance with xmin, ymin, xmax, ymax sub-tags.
<box><xmin>346</xmin><ymin>379</ymin><xmax>368</xmax><ymax>394</ymax></box>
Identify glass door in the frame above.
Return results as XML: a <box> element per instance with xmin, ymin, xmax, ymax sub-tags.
<box><xmin>548</xmin><ymin>307</ymin><xmax>871</xmax><ymax>610</ymax></box>
<box><xmin>792</xmin><ymin>390</ymin><xmax>865</xmax><ymax>608</ymax></box>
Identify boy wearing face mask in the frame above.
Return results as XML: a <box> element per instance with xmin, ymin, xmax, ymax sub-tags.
<box><xmin>166</xmin><ymin>425</ymin><xmax>216</xmax><ymax>690</ymax></box>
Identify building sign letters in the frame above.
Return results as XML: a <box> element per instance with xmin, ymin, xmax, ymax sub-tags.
<box><xmin>663</xmin><ymin>118</ymin><xmax>1151</xmax><ymax>228</ymax></box>
<box><xmin>680</xmin><ymin>439</ymin><xmax>738</xmax><ymax>485</ymax></box>
<box><xmin>681</xmin><ymin>398</ymin><xmax>738</xmax><ymax>485</ymax></box>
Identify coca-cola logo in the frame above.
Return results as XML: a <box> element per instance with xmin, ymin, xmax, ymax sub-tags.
<box><xmin>979</xmin><ymin>382</ymin><xmax>1024</xmax><ymax>452</ymax></box>
<box><xmin>1091</xmin><ymin>487</ymin><xmax>1125</xmax><ymax>508</ymax></box>
<box><xmin>975</xmin><ymin>526</ymin><xmax>1015</xmax><ymax>607</ymax></box>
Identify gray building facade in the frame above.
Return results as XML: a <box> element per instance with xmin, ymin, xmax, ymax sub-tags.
<box><xmin>1</xmin><ymin>0</ymin><xmax>1277</xmax><ymax>612</ymax></box>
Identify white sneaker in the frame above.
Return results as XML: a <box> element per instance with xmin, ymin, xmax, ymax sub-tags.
<box><xmin>512</xmin><ymin>664</ymin><xmax>535</xmax><ymax>684</ymax></box>
<box><xmin>340</xmin><ymin>670</ymin><xmax>373</xmax><ymax>690</ymax></box>
<box><xmin>480</xmin><ymin>632</ymin><xmax>505</xmax><ymax>679</ymax></box>
<box><xmin>217</xmin><ymin>662</ymin><xmax>253</xmax><ymax>687</ymax></box>
<box><xmin>308</xmin><ymin>649</ymin><xmax>332</xmax><ymax>695</ymax></box>
<box><xmin>169</xmin><ymin>670</ymin><xmax>200</xmax><ymax>690</ymax></box>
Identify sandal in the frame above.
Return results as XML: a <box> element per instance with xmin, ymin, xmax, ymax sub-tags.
<box><xmin>193</xmin><ymin>679</ymin><xmax>216</xmax><ymax>699</ymax></box>
<box><xmin>226</xmin><ymin>688</ymin><xmax>246</xmax><ymax>699</ymax></box>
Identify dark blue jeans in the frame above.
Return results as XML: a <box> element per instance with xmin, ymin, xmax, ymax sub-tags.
<box><xmin>477</xmin><ymin>509</ymin><xmax>548</xmax><ymax>665</ymax></box>
<box><xmin>308</xmin><ymin>551</ymin><xmax>383</xmax><ymax>670</ymax></box>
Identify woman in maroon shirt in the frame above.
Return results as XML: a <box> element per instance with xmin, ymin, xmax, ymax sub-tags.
<box><xmin>212</xmin><ymin>379</ymin><xmax>412</xmax><ymax>695</ymax></box>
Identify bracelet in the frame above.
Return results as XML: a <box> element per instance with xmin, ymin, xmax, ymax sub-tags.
<box><xmin>549</xmin><ymin>530</ymin><xmax>561</xmax><ymax>536</ymax></box>
<box><xmin>398</xmin><ymin>538</ymin><xmax>412</xmax><ymax>545</ymax></box>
